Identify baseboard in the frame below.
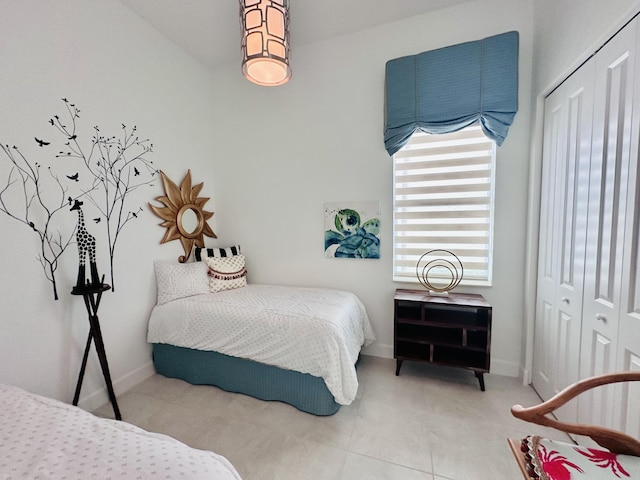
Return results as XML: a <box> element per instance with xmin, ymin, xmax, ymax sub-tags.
<box><xmin>363</xmin><ymin>344</ymin><xmax>520</xmax><ymax>379</ymax></box>
<box><xmin>76</xmin><ymin>349</ymin><xmax>521</xmax><ymax>411</ymax></box>
<box><xmin>489</xmin><ymin>358</ymin><xmax>520</xmax><ymax>378</ymax></box>
<box><xmin>78</xmin><ymin>360</ymin><xmax>156</xmax><ymax>413</ymax></box>
<box><xmin>362</xmin><ymin>342</ymin><xmax>393</xmax><ymax>359</ymax></box>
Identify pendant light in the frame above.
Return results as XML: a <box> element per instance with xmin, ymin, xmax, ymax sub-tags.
<box><xmin>239</xmin><ymin>0</ymin><xmax>291</xmax><ymax>86</ymax></box>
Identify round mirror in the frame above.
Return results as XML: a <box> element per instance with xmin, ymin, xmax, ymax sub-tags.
<box><xmin>180</xmin><ymin>208</ymin><xmax>198</xmax><ymax>235</ymax></box>
<box><xmin>177</xmin><ymin>204</ymin><xmax>203</xmax><ymax>239</ymax></box>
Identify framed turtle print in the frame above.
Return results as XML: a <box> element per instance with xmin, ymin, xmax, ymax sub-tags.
<box><xmin>324</xmin><ymin>201</ymin><xmax>380</xmax><ymax>259</ymax></box>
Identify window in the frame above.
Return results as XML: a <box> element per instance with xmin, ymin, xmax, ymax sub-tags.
<box><xmin>393</xmin><ymin>125</ymin><xmax>495</xmax><ymax>286</ymax></box>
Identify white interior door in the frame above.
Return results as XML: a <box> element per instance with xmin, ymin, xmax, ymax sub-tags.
<box><xmin>579</xmin><ymin>20</ymin><xmax>638</xmax><ymax>428</ymax></box>
<box><xmin>614</xmin><ymin>16</ymin><xmax>640</xmax><ymax>440</ymax></box>
<box><xmin>533</xmin><ymin>91</ymin><xmax>565</xmax><ymax>402</ymax></box>
<box><xmin>532</xmin><ymin>64</ymin><xmax>594</xmax><ymax>421</ymax></box>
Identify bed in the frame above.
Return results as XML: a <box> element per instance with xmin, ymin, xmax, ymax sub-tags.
<box><xmin>148</xmin><ymin>253</ymin><xmax>376</xmax><ymax>416</ymax></box>
<box><xmin>0</xmin><ymin>382</ymin><xmax>242</xmax><ymax>479</ymax></box>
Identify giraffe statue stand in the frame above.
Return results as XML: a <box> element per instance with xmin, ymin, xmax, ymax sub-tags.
<box><xmin>70</xmin><ymin>200</ymin><xmax>102</xmax><ymax>293</ymax></box>
<box><xmin>69</xmin><ymin>200</ymin><xmax>121</xmax><ymax>420</ymax></box>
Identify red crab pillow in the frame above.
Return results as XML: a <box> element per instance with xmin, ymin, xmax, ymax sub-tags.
<box><xmin>519</xmin><ymin>435</ymin><xmax>640</xmax><ymax>480</ymax></box>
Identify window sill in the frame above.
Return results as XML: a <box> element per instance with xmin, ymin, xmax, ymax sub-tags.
<box><xmin>392</xmin><ymin>276</ymin><xmax>492</xmax><ymax>288</ymax></box>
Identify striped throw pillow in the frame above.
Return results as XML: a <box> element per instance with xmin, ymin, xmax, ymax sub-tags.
<box><xmin>193</xmin><ymin>245</ymin><xmax>241</xmax><ymax>262</ymax></box>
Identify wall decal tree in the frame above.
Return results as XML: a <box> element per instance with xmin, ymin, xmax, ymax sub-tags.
<box><xmin>0</xmin><ymin>142</ymin><xmax>78</xmax><ymax>300</ymax></box>
<box><xmin>0</xmin><ymin>98</ymin><xmax>158</xmax><ymax>299</ymax></box>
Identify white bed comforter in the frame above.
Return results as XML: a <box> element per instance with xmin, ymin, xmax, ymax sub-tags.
<box><xmin>0</xmin><ymin>383</ymin><xmax>241</xmax><ymax>480</ymax></box>
<box><xmin>147</xmin><ymin>284</ymin><xmax>376</xmax><ymax>405</ymax></box>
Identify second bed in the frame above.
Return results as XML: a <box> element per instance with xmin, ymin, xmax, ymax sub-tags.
<box><xmin>148</xmin><ymin>280</ymin><xmax>376</xmax><ymax>415</ymax></box>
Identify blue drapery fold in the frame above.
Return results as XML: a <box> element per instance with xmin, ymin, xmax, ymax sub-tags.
<box><xmin>384</xmin><ymin>31</ymin><xmax>519</xmax><ymax>156</ymax></box>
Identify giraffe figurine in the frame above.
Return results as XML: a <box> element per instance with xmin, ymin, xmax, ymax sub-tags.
<box><xmin>70</xmin><ymin>200</ymin><xmax>102</xmax><ymax>292</ymax></box>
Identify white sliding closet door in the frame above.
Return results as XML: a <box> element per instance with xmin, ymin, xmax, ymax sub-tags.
<box><xmin>614</xmin><ymin>17</ymin><xmax>640</xmax><ymax>440</ymax></box>
<box><xmin>532</xmin><ymin>62</ymin><xmax>594</xmax><ymax>423</ymax></box>
<box><xmin>579</xmin><ymin>19</ymin><xmax>638</xmax><ymax>428</ymax></box>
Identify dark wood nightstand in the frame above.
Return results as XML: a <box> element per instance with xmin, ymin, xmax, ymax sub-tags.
<box><xmin>394</xmin><ymin>289</ymin><xmax>492</xmax><ymax>390</ymax></box>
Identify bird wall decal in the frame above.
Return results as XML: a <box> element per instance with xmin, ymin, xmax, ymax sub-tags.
<box><xmin>35</xmin><ymin>137</ymin><xmax>50</xmax><ymax>147</ymax></box>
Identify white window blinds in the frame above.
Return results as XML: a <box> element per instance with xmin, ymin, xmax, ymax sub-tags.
<box><xmin>393</xmin><ymin>125</ymin><xmax>495</xmax><ymax>285</ymax></box>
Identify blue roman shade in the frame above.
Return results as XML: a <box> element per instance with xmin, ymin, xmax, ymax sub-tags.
<box><xmin>384</xmin><ymin>31</ymin><xmax>519</xmax><ymax>156</ymax></box>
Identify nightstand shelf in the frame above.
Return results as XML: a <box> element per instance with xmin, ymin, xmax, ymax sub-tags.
<box><xmin>394</xmin><ymin>289</ymin><xmax>492</xmax><ymax>391</ymax></box>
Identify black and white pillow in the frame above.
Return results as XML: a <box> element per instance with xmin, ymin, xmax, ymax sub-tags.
<box><xmin>193</xmin><ymin>245</ymin><xmax>241</xmax><ymax>262</ymax></box>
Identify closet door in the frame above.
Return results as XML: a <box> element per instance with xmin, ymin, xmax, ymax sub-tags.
<box><xmin>614</xmin><ymin>16</ymin><xmax>640</xmax><ymax>439</ymax></box>
<box><xmin>579</xmin><ymin>19</ymin><xmax>638</xmax><ymax>428</ymax></box>
<box><xmin>533</xmin><ymin>95</ymin><xmax>564</xmax><ymax>403</ymax></box>
<box><xmin>532</xmin><ymin>63</ymin><xmax>593</xmax><ymax>420</ymax></box>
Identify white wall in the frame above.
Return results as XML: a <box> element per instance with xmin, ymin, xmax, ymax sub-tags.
<box><xmin>210</xmin><ymin>0</ymin><xmax>534</xmax><ymax>377</ymax></box>
<box><xmin>0</xmin><ymin>0</ymin><xmax>216</xmax><ymax>409</ymax></box>
<box><xmin>533</xmin><ymin>0</ymin><xmax>640</xmax><ymax>94</ymax></box>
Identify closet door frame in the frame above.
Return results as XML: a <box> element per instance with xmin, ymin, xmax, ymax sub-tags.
<box><xmin>525</xmin><ymin>10</ymin><xmax>640</xmax><ymax>391</ymax></box>
<box><xmin>530</xmin><ymin>13</ymin><xmax>640</xmax><ymax>435</ymax></box>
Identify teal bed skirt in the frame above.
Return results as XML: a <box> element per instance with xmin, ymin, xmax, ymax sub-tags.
<box><xmin>152</xmin><ymin>343</ymin><xmax>341</xmax><ymax>416</ymax></box>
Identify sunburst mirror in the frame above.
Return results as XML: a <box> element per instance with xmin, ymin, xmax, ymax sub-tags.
<box><xmin>148</xmin><ymin>169</ymin><xmax>217</xmax><ymax>262</ymax></box>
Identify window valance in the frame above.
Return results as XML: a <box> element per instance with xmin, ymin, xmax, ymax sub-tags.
<box><xmin>384</xmin><ymin>31</ymin><xmax>519</xmax><ymax>156</ymax></box>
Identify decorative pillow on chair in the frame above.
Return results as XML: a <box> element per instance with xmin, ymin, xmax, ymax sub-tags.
<box><xmin>193</xmin><ymin>245</ymin><xmax>241</xmax><ymax>262</ymax></box>
<box><xmin>206</xmin><ymin>254</ymin><xmax>247</xmax><ymax>292</ymax></box>
<box><xmin>519</xmin><ymin>435</ymin><xmax>640</xmax><ymax>480</ymax></box>
<box><xmin>154</xmin><ymin>260</ymin><xmax>209</xmax><ymax>305</ymax></box>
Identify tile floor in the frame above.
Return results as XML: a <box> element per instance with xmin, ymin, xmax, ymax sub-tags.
<box><xmin>94</xmin><ymin>356</ymin><xmax>571</xmax><ymax>480</ymax></box>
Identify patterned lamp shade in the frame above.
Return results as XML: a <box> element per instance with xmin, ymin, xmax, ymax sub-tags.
<box><xmin>239</xmin><ymin>0</ymin><xmax>291</xmax><ymax>86</ymax></box>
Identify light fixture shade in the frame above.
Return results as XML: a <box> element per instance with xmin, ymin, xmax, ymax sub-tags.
<box><xmin>239</xmin><ymin>0</ymin><xmax>291</xmax><ymax>86</ymax></box>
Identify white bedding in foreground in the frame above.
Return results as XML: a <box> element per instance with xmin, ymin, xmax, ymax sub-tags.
<box><xmin>0</xmin><ymin>383</ymin><xmax>242</xmax><ymax>480</ymax></box>
<box><xmin>147</xmin><ymin>284</ymin><xmax>376</xmax><ymax>405</ymax></box>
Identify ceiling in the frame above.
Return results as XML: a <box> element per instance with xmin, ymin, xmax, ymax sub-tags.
<box><xmin>118</xmin><ymin>0</ymin><xmax>474</xmax><ymax>70</ymax></box>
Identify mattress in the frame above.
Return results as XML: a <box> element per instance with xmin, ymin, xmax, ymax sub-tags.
<box><xmin>0</xmin><ymin>383</ymin><xmax>242</xmax><ymax>479</ymax></box>
<box><xmin>147</xmin><ymin>284</ymin><xmax>376</xmax><ymax>405</ymax></box>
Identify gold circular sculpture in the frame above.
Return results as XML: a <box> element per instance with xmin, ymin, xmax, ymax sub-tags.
<box><xmin>148</xmin><ymin>170</ymin><xmax>216</xmax><ymax>262</ymax></box>
<box><xmin>416</xmin><ymin>249</ymin><xmax>464</xmax><ymax>293</ymax></box>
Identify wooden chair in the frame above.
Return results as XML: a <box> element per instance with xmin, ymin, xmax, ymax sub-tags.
<box><xmin>508</xmin><ymin>372</ymin><xmax>640</xmax><ymax>480</ymax></box>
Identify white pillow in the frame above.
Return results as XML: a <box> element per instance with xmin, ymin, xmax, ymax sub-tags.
<box><xmin>154</xmin><ymin>260</ymin><xmax>209</xmax><ymax>305</ymax></box>
<box><xmin>206</xmin><ymin>254</ymin><xmax>247</xmax><ymax>293</ymax></box>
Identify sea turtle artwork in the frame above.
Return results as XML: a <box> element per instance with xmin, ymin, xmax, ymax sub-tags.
<box><xmin>324</xmin><ymin>204</ymin><xmax>380</xmax><ymax>259</ymax></box>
